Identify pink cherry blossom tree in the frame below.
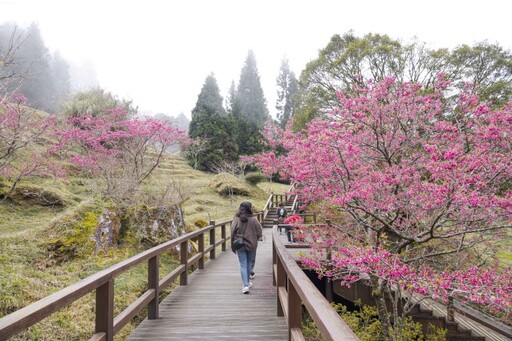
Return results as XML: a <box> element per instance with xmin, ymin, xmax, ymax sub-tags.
<box><xmin>55</xmin><ymin>108</ymin><xmax>188</xmax><ymax>204</ymax></box>
<box><xmin>252</xmin><ymin>76</ymin><xmax>512</xmax><ymax>336</ymax></box>
<box><xmin>0</xmin><ymin>93</ymin><xmax>59</xmax><ymax>199</ymax></box>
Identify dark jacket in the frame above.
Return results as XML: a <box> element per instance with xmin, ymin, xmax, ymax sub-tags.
<box><xmin>230</xmin><ymin>216</ymin><xmax>262</xmax><ymax>252</ymax></box>
<box><xmin>277</xmin><ymin>207</ymin><xmax>287</xmax><ymax>218</ymax></box>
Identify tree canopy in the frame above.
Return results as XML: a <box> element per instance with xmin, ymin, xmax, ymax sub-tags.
<box><xmin>252</xmin><ymin>76</ymin><xmax>512</xmax><ymax>335</ymax></box>
<box><xmin>294</xmin><ymin>31</ymin><xmax>512</xmax><ymax>130</ymax></box>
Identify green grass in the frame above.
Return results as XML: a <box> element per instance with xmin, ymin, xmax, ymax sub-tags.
<box><xmin>0</xmin><ymin>152</ymin><xmax>289</xmax><ymax>340</ymax></box>
<box><xmin>497</xmin><ymin>230</ymin><xmax>512</xmax><ymax>267</ymax></box>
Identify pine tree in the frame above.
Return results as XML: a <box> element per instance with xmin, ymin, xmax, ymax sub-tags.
<box><xmin>225</xmin><ymin>80</ymin><xmax>238</xmax><ymax>115</ymax></box>
<box><xmin>16</xmin><ymin>23</ymin><xmax>55</xmax><ymax>112</ymax></box>
<box><xmin>235</xmin><ymin>51</ymin><xmax>269</xmax><ymax>126</ymax></box>
<box><xmin>49</xmin><ymin>50</ymin><xmax>71</xmax><ymax>113</ymax></box>
<box><xmin>188</xmin><ymin>74</ymin><xmax>238</xmax><ymax>171</ymax></box>
<box><xmin>192</xmin><ymin>73</ymin><xmax>225</xmax><ymax>117</ymax></box>
<box><xmin>276</xmin><ymin>58</ymin><xmax>298</xmax><ymax>128</ymax></box>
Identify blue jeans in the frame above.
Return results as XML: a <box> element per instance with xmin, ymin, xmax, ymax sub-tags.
<box><xmin>286</xmin><ymin>227</ymin><xmax>295</xmax><ymax>242</ymax></box>
<box><xmin>237</xmin><ymin>246</ymin><xmax>256</xmax><ymax>286</ymax></box>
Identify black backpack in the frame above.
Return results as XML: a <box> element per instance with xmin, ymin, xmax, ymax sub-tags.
<box><xmin>278</xmin><ymin>207</ymin><xmax>286</xmax><ymax>218</ymax></box>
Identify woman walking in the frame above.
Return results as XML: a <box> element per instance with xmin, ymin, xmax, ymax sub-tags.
<box><xmin>231</xmin><ymin>201</ymin><xmax>262</xmax><ymax>294</ymax></box>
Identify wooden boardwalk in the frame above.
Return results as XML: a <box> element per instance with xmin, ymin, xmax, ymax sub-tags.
<box><xmin>128</xmin><ymin>228</ymin><xmax>288</xmax><ymax>340</ymax></box>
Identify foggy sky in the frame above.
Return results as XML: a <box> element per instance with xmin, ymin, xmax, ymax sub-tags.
<box><xmin>2</xmin><ymin>0</ymin><xmax>511</xmax><ymax>118</ymax></box>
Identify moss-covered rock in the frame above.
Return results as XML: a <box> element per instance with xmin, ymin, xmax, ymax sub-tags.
<box><xmin>93</xmin><ymin>208</ymin><xmax>122</xmax><ymax>254</ymax></box>
<box><xmin>208</xmin><ymin>173</ymin><xmax>252</xmax><ymax>196</ymax></box>
<box><xmin>194</xmin><ymin>218</ymin><xmax>208</xmax><ymax>228</ymax></box>
<box><xmin>45</xmin><ymin>199</ymin><xmax>102</xmax><ymax>263</ymax></box>
<box><xmin>8</xmin><ymin>184</ymin><xmax>67</xmax><ymax>206</ymax></box>
<box><xmin>123</xmin><ymin>204</ymin><xmax>186</xmax><ymax>247</ymax></box>
<box><xmin>184</xmin><ymin>221</ymin><xmax>197</xmax><ymax>234</ymax></box>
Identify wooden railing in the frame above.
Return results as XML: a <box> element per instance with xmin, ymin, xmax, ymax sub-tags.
<box><xmin>272</xmin><ymin>193</ymin><xmax>289</xmax><ymax>207</ymax></box>
<box><xmin>0</xmin><ymin>213</ymin><xmax>262</xmax><ymax>341</ymax></box>
<box><xmin>272</xmin><ymin>225</ymin><xmax>359</xmax><ymax>341</ymax></box>
<box><xmin>262</xmin><ymin>193</ymin><xmax>274</xmax><ymax>221</ymax></box>
<box><xmin>291</xmin><ymin>193</ymin><xmax>299</xmax><ymax>213</ymax></box>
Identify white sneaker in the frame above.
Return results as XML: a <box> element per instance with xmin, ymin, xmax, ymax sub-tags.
<box><xmin>242</xmin><ymin>285</ymin><xmax>250</xmax><ymax>294</ymax></box>
<box><xmin>250</xmin><ymin>271</ymin><xmax>255</xmax><ymax>279</ymax></box>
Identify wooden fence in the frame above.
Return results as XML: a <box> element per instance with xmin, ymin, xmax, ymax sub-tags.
<box><xmin>0</xmin><ymin>213</ymin><xmax>260</xmax><ymax>341</ymax></box>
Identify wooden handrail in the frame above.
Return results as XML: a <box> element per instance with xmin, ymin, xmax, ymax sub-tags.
<box><xmin>0</xmin><ymin>216</ymin><xmax>252</xmax><ymax>341</ymax></box>
<box><xmin>291</xmin><ymin>194</ymin><xmax>299</xmax><ymax>213</ymax></box>
<box><xmin>262</xmin><ymin>193</ymin><xmax>274</xmax><ymax>221</ymax></box>
<box><xmin>272</xmin><ymin>225</ymin><xmax>359</xmax><ymax>340</ymax></box>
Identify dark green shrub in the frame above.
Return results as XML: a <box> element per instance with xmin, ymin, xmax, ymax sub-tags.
<box><xmin>245</xmin><ymin>172</ymin><xmax>267</xmax><ymax>185</ymax></box>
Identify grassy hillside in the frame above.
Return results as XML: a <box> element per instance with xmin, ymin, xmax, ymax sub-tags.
<box><xmin>0</xmin><ymin>152</ymin><xmax>289</xmax><ymax>340</ymax></box>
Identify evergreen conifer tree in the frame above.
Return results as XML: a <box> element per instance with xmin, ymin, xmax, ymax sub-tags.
<box><xmin>276</xmin><ymin>58</ymin><xmax>298</xmax><ymax>128</ymax></box>
<box><xmin>49</xmin><ymin>50</ymin><xmax>71</xmax><ymax>113</ymax></box>
<box><xmin>16</xmin><ymin>23</ymin><xmax>55</xmax><ymax>112</ymax></box>
<box><xmin>188</xmin><ymin>74</ymin><xmax>238</xmax><ymax>171</ymax></box>
<box><xmin>235</xmin><ymin>51</ymin><xmax>269</xmax><ymax>126</ymax></box>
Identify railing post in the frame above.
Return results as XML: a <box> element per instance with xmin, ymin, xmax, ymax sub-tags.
<box><xmin>274</xmin><ymin>219</ymin><xmax>279</xmax><ymax>234</ymax></box>
<box><xmin>209</xmin><ymin>220</ymin><xmax>216</xmax><ymax>260</ymax></box>
<box><xmin>276</xmin><ymin>255</ymin><xmax>285</xmax><ymax>317</ymax></box>
<box><xmin>198</xmin><ymin>232</ymin><xmax>205</xmax><ymax>269</ymax></box>
<box><xmin>95</xmin><ymin>279</ymin><xmax>114</xmax><ymax>341</ymax></box>
<box><xmin>148</xmin><ymin>255</ymin><xmax>159</xmax><ymax>319</ymax></box>
<box><xmin>272</xmin><ymin>235</ymin><xmax>277</xmax><ymax>286</ymax></box>
<box><xmin>221</xmin><ymin>223</ymin><xmax>226</xmax><ymax>252</ymax></box>
<box><xmin>288</xmin><ymin>280</ymin><xmax>302</xmax><ymax>339</ymax></box>
<box><xmin>180</xmin><ymin>240</ymin><xmax>188</xmax><ymax>285</ymax></box>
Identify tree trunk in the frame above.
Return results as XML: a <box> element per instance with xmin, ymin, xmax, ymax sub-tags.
<box><xmin>370</xmin><ymin>274</ymin><xmax>391</xmax><ymax>340</ymax></box>
<box><xmin>447</xmin><ymin>296</ymin><xmax>455</xmax><ymax>322</ymax></box>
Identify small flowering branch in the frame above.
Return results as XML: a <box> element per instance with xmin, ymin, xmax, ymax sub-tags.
<box><xmin>284</xmin><ymin>215</ymin><xmax>302</xmax><ymax>225</ymax></box>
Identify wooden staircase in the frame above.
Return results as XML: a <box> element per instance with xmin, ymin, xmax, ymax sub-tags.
<box><xmin>408</xmin><ymin>304</ymin><xmax>486</xmax><ymax>341</ymax></box>
<box><xmin>262</xmin><ymin>195</ymin><xmax>295</xmax><ymax>229</ymax></box>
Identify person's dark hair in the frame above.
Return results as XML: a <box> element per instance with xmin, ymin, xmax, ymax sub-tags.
<box><xmin>279</xmin><ymin>203</ymin><xmax>284</xmax><ymax>207</ymax></box>
<box><xmin>236</xmin><ymin>201</ymin><xmax>253</xmax><ymax>222</ymax></box>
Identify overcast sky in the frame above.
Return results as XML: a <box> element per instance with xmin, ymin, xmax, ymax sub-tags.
<box><xmin>2</xmin><ymin>0</ymin><xmax>511</xmax><ymax>119</ymax></box>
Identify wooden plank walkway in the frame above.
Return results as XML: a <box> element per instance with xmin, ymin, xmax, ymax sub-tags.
<box><xmin>128</xmin><ymin>228</ymin><xmax>288</xmax><ymax>340</ymax></box>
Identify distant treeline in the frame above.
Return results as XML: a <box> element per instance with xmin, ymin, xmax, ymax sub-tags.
<box><xmin>186</xmin><ymin>32</ymin><xmax>512</xmax><ymax>171</ymax></box>
<box><xmin>0</xmin><ymin>22</ymin><xmax>100</xmax><ymax>113</ymax></box>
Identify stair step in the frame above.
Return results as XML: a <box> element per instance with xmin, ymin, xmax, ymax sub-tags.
<box><xmin>447</xmin><ymin>329</ymin><xmax>473</xmax><ymax>337</ymax></box>
<box><xmin>446</xmin><ymin>335</ymin><xmax>485</xmax><ymax>341</ymax></box>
